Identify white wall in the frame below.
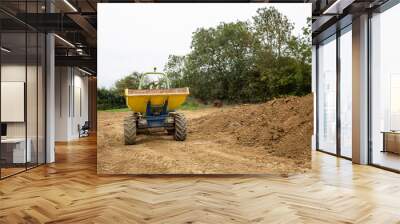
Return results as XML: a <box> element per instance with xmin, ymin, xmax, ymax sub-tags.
<box><xmin>72</xmin><ymin>72</ymin><xmax>89</xmax><ymax>138</ymax></box>
<box><xmin>1</xmin><ymin>65</ymin><xmax>26</xmax><ymax>138</ymax></box>
<box><xmin>55</xmin><ymin>66</ymin><xmax>70</xmax><ymax>141</ymax></box>
<box><xmin>55</xmin><ymin>67</ymin><xmax>89</xmax><ymax>141</ymax></box>
<box><xmin>1</xmin><ymin>65</ymin><xmax>39</xmax><ymax>138</ymax></box>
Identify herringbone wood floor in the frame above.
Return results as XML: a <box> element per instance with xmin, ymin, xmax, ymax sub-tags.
<box><xmin>1</xmin><ymin>136</ymin><xmax>400</xmax><ymax>223</ymax></box>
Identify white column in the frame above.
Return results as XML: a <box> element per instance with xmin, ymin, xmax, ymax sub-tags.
<box><xmin>352</xmin><ymin>14</ymin><xmax>369</xmax><ymax>164</ymax></box>
<box><xmin>45</xmin><ymin>0</ymin><xmax>55</xmax><ymax>163</ymax></box>
<box><xmin>46</xmin><ymin>33</ymin><xmax>55</xmax><ymax>163</ymax></box>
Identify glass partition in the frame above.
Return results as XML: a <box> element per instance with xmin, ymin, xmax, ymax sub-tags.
<box><xmin>27</xmin><ymin>30</ymin><xmax>38</xmax><ymax>169</ymax></box>
<box><xmin>1</xmin><ymin>31</ymin><xmax>28</xmax><ymax>177</ymax></box>
<box><xmin>0</xmin><ymin>1</ymin><xmax>46</xmax><ymax>179</ymax></box>
<box><xmin>26</xmin><ymin>0</ymin><xmax>46</xmax><ymax>169</ymax></box>
<box><xmin>317</xmin><ymin>35</ymin><xmax>337</xmax><ymax>154</ymax></box>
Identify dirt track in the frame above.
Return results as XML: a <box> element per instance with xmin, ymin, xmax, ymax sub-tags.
<box><xmin>97</xmin><ymin>95</ymin><xmax>313</xmax><ymax>175</ymax></box>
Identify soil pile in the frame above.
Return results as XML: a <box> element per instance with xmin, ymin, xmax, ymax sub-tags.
<box><xmin>191</xmin><ymin>94</ymin><xmax>313</xmax><ymax>162</ymax></box>
<box><xmin>97</xmin><ymin>94</ymin><xmax>313</xmax><ymax>175</ymax></box>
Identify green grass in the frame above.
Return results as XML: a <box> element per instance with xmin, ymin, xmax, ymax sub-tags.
<box><xmin>100</xmin><ymin>107</ymin><xmax>130</xmax><ymax>112</ymax></box>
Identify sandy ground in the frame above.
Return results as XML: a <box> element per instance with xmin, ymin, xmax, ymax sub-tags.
<box><xmin>97</xmin><ymin>95</ymin><xmax>312</xmax><ymax>175</ymax></box>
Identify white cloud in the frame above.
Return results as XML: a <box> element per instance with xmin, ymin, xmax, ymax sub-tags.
<box><xmin>98</xmin><ymin>3</ymin><xmax>311</xmax><ymax>88</ymax></box>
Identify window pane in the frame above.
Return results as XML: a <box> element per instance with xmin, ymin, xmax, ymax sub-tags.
<box><xmin>318</xmin><ymin>36</ymin><xmax>337</xmax><ymax>154</ymax></box>
<box><xmin>371</xmin><ymin>4</ymin><xmax>400</xmax><ymax>171</ymax></box>
<box><xmin>340</xmin><ymin>28</ymin><xmax>352</xmax><ymax>158</ymax></box>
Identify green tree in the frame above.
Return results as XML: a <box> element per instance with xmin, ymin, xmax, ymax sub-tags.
<box><xmin>114</xmin><ymin>71</ymin><xmax>142</xmax><ymax>96</ymax></box>
<box><xmin>97</xmin><ymin>87</ymin><xmax>125</xmax><ymax>110</ymax></box>
<box><xmin>181</xmin><ymin>21</ymin><xmax>256</xmax><ymax>102</ymax></box>
<box><xmin>252</xmin><ymin>6</ymin><xmax>294</xmax><ymax>58</ymax></box>
<box><xmin>164</xmin><ymin>55</ymin><xmax>186</xmax><ymax>88</ymax></box>
<box><xmin>163</xmin><ymin>7</ymin><xmax>311</xmax><ymax>103</ymax></box>
<box><xmin>97</xmin><ymin>72</ymin><xmax>142</xmax><ymax>110</ymax></box>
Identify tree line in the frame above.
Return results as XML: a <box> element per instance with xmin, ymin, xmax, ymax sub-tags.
<box><xmin>98</xmin><ymin>7</ymin><xmax>311</xmax><ymax>110</ymax></box>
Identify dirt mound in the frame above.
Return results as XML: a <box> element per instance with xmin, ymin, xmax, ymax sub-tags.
<box><xmin>191</xmin><ymin>94</ymin><xmax>313</xmax><ymax>162</ymax></box>
<box><xmin>97</xmin><ymin>94</ymin><xmax>313</xmax><ymax>175</ymax></box>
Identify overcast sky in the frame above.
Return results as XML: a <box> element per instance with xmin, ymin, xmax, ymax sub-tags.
<box><xmin>98</xmin><ymin>3</ymin><xmax>311</xmax><ymax>88</ymax></box>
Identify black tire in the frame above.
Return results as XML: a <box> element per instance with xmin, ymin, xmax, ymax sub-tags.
<box><xmin>174</xmin><ymin>113</ymin><xmax>187</xmax><ymax>141</ymax></box>
<box><xmin>124</xmin><ymin>115</ymin><xmax>136</xmax><ymax>145</ymax></box>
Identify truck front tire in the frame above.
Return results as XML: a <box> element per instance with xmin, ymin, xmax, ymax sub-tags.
<box><xmin>124</xmin><ymin>114</ymin><xmax>137</xmax><ymax>145</ymax></box>
<box><xmin>174</xmin><ymin>113</ymin><xmax>187</xmax><ymax>141</ymax></box>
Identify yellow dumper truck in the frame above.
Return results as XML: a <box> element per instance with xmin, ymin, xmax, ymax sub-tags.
<box><xmin>123</xmin><ymin>70</ymin><xmax>189</xmax><ymax>145</ymax></box>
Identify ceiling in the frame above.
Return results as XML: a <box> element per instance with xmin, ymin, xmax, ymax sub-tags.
<box><xmin>309</xmin><ymin>0</ymin><xmax>390</xmax><ymax>43</ymax></box>
<box><xmin>1</xmin><ymin>0</ymin><xmax>395</xmax><ymax>74</ymax></box>
<box><xmin>0</xmin><ymin>0</ymin><xmax>98</xmax><ymax>74</ymax></box>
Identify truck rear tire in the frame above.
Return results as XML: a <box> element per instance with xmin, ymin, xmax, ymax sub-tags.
<box><xmin>124</xmin><ymin>115</ymin><xmax>136</xmax><ymax>145</ymax></box>
<box><xmin>174</xmin><ymin>113</ymin><xmax>187</xmax><ymax>141</ymax></box>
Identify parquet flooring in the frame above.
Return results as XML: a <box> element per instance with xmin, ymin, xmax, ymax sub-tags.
<box><xmin>1</xmin><ymin>135</ymin><xmax>400</xmax><ymax>223</ymax></box>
